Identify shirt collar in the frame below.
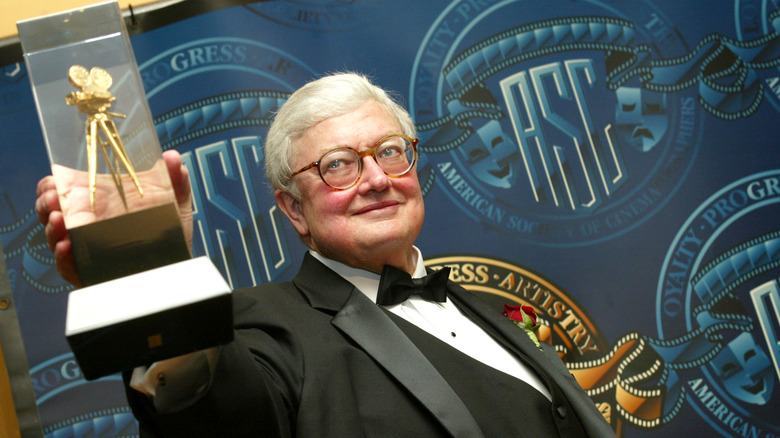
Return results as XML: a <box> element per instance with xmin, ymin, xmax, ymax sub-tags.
<box><xmin>309</xmin><ymin>247</ymin><xmax>427</xmax><ymax>303</ymax></box>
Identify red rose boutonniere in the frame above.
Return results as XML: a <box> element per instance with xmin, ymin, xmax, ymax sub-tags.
<box><xmin>503</xmin><ymin>304</ymin><xmax>542</xmax><ymax>350</ymax></box>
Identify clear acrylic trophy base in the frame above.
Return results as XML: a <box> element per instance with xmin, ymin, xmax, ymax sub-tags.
<box><xmin>65</xmin><ymin>256</ymin><xmax>233</xmax><ymax>380</ymax></box>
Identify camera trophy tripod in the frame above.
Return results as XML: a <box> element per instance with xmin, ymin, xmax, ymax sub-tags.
<box><xmin>66</xmin><ymin>64</ymin><xmax>143</xmax><ymax>210</ymax></box>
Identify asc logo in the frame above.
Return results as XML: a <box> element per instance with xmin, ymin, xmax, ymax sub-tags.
<box><xmin>410</xmin><ymin>0</ymin><xmax>780</xmax><ymax>247</ymax></box>
<box><xmin>657</xmin><ymin>171</ymin><xmax>780</xmax><ymax>438</ymax></box>
<box><xmin>409</xmin><ymin>0</ymin><xmax>701</xmax><ymax>246</ymax></box>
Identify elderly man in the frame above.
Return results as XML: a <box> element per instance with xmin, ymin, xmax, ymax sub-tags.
<box><xmin>36</xmin><ymin>73</ymin><xmax>615</xmax><ymax>437</ymax></box>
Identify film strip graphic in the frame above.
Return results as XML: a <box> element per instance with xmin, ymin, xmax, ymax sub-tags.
<box><xmin>416</xmin><ymin>13</ymin><xmax>780</xmax><ymax>157</ymax></box>
<box><xmin>0</xmin><ymin>209</ymin><xmax>37</xmax><ymax>260</ymax></box>
<box><xmin>567</xmin><ymin>231</ymin><xmax>780</xmax><ymax>429</ymax></box>
<box><xmin>0</xmin><ymin>208</ymin><xmax>73</xmax><ymax>295</ymax></box>
<box><xmin>153</xmin><ymin>90</ymin><xmax>289</xmax><ymax>151</ymax></box>
<box><xmin>608</xmin><ymin>11</ymin><xmax>780</xmax><ymax>121</ymax></box>
<box><xmin>20</xmin><ymin>223</ymin><xmax>72</xmax><ymax>295</ymax></box>
<box><xmin>42</xmin><ymin>406</ymin><xmax>137</xmax><ymax>438</ymax></box>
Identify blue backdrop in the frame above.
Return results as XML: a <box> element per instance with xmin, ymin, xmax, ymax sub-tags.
<box><xmin>1</xmin><ymin>1</ymin><xmax>779</xmax><ymax>436</ymax></box>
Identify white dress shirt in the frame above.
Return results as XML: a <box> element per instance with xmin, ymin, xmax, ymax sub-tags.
<box><xmin>131</xmin><ymin>248</ymin><xmax>550</xmax><ymax>411</ymax></box>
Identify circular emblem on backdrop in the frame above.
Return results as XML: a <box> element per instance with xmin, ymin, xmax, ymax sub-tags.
<box><xmin>656</xmin><ymin>170</ymin><xmax>780</xmax><ymax>437</ymax></box>
<box><xmin>736</xmin><ymin>0</ymin><xmax>780</xmax><ymax>113</ymax></box>
<box><xmin>410</xmin><ymin>0</ymin><xmax>703</xmax><ymax>247</ymax></box>
<box><xmin>425</xmin><ymin>255</ymin><xmax>620</xmax><ymax>433</ymax></box>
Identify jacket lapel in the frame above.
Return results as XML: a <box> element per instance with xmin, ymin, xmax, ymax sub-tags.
<box><xmin>334</xmin><ymin>289</ymin><xmax>486</xmax><ymax>438</ymax></box>
<box><xmin>293</xmin><ymin>254</ymin><xmax>485</xmax><ymax>438</ymax></box>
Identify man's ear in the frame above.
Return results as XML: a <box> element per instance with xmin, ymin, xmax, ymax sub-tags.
<box><xmin>275</xmin><ymin>189</ymin><xmax>310</xmax><ymax>238</ymax></box>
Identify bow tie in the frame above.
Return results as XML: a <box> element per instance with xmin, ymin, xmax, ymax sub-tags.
<box><xmin>375</xmin><ymin>265</ymin><xmax>451</xmax><ymax>306</ymax></box>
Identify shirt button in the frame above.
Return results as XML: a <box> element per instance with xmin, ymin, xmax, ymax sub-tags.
<box><xmin>556</xmin><ymin>406</ymin><xmax>567</xmax><ymax>419</ymax></box>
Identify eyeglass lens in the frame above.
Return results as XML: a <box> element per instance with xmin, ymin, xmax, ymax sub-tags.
<box><xmin>319</xmin><ymin>135</ymin><xmax>415</xmax><ymax>189</ymax></box>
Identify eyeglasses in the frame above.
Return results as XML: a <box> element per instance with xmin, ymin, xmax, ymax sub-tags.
<box><xmin>289</xmin><ymin>134</ymin><xmax>419</xmax><ymax>190</ymax></box>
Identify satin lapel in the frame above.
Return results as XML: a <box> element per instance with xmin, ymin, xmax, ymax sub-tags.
<box><xmin>332</xmin><ymin>288</ymin><xmax>485</xmax><ymax>438</ymax></box>
<box><xmin>292</xmin><ymin>253</ymin><xmax>357</xmax><ymax>313</ymax></box>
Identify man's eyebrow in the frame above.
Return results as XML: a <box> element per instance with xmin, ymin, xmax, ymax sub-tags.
<box><xmin>327</xmin><ymin>132</ymin><xmax>402</xmax><ymax>152</ymax></box>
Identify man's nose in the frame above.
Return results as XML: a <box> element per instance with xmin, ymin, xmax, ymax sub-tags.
<box><xmin>358</xmin><ymin>155</ymin><xmax>390</xmax><ymax>191</ymax></box>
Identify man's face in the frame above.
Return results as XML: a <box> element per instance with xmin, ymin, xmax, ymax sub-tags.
<box><xmin>276</xmin><ymin>100</ymin><xmax>425</xmax><ymax>273</ymax></box>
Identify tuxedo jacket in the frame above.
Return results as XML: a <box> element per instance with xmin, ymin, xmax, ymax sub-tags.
<box><xmin>125</xmin><ymin>253</ymin><xmax>615</xmax><ymax>437</ymax></box>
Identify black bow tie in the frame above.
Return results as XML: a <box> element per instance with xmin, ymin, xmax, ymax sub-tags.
<box><xmin>375</xmin><ymin>265</ymin><xmax>451</xmax><ymax>306</ymax></box>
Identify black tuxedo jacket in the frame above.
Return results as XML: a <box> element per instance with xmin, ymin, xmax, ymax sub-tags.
<box><xmin>126</xmin><ymin>253</ymin><xmax>615</xmax><ymax>437</ymax></box>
